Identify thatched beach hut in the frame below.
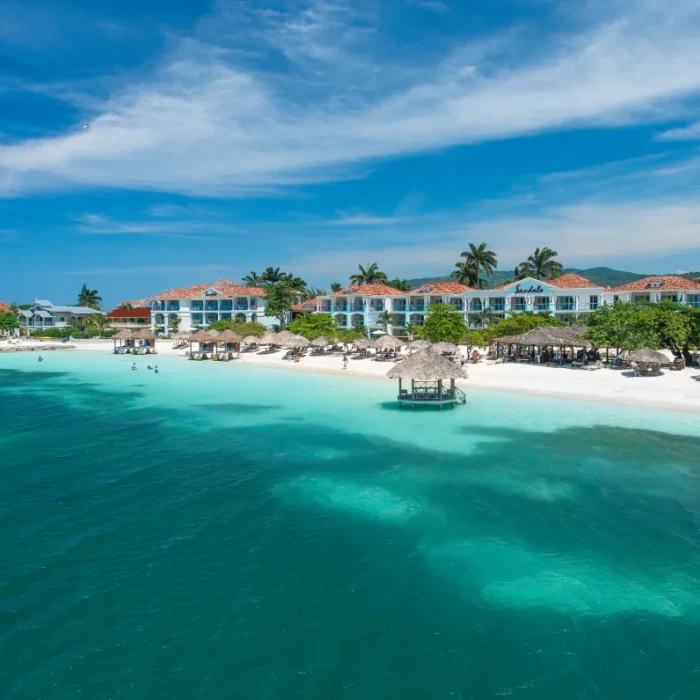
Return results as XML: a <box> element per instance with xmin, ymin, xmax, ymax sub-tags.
<box><xmin>409</xmin><ymin>339</ymin><xmax>432</xmax><ymax>352</ymax></box>
<box><xmin>376</xmin><ymin>335</ymin><xmax>402</xmax><ymax>351</ymax></box>
<box><xmin>432</xmin><ymin>341</ymin><xmax>459</xmax><ymax>355</ymax></box>
<box><xmin>188</xmin><ymin>330</ymin><xmax>215</xmax><ymax>359</ymax></box>
<box><xmin>627</xmin><ymin>347</ymin><xmax>669</xmax><ymax>375</ymax></box>
<box><xmin>216</xmin><ymin>329</ymin><xmax>241</xmax><ymax>359</ymax></box>
<box><xmin>260</xmin><ymin>330</ymin><xmax>279</xmax><ymax>346</ymax></box>
<box><xmin>387</xmin><ymin>349</ymin><xmax>467</xmax><ymax>408</ymax></box>
<box><xmin>132</xmin><ymin>328</ymin><xmax>157</xmax><ymax>354</ymax></box>
<box><xmin>113</xmin><ymin>329</ymin><xmax>133</xmax><ymax>354</ymax></box>
<box><xmin>242</xmin><ymin>335</ymin><xmax>259</xmax><ymax>346</ymax></box>
<box><xmin>310</xmin><ymin>336</ymin><xmax>328</xmax><ymax>350</ymax></box>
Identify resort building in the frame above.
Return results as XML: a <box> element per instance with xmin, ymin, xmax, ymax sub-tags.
<box><xmin>314</xmin><ymin>274</ymin><xmax>700</xmax><ymax>334</ymax></box>
<box><xmin>17</xmin><ymin>299</ymin><xmax>101</xmax><ymax>332</ymax></box>
<box><xmin>0</xmin><ymin>301</ymin><xmax>9</xmax><ymax>313</ymax></box>
<box><xmin>121</xmin><ymin>279</ymin><xmax>275</xmax><ymax>333</ymax></box>
<box><xmin>105</xmin><ymin>307</ymin><xmax>152</xmax><ymax>330</ymax></box>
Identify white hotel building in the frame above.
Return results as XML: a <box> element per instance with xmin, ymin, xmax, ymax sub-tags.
<box><xmin>125</xmin><ymin>279</ymin><xmax>275</xmax><ymax>333</ymax></box>
<box><xmin>314</xmin><ymin>274</ymin><xmax>700</xmax><ymax>335</ymax></box>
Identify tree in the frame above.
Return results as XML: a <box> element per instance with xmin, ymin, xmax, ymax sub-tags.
<box><xmin>376</xmin><ymin>310</ymin><xmax>396</xmax><ymax>332</ymax></box>
<box><xmin>208</xmin><ymin>318</ymin><xmax>267</xmax><ymax>337</ymax></box>
<box><xmin>422</xmin><ymin>303</ymin><xmax>468</xmax><ymax>343</ymax></box>
<box><xmin>451</xmin><ymin>242</ymin><xmax>497</xmax><ymax>289</ymax></box>
<box><xmin>386</xmin><ymin>278</ymin><xmax>412</xmax><ymax>292</ymax></box>
<box><xmin>87</xmin><ymin>314</ymin><xmax>111</xmax><ymax>337</ymax></box>
<box><xmin>0</xmin><ymin>311</ymin><xmax>20</xmax><ymax>335</ymax></box>
<box><xmin>264</xmin><ymin>281</ymin><xmax>297</xmax><ymax>328</ymax></box>
<box><xmin>287</xmin><ymin>313</ymin><xmax>338</xmax><ymax>340</ymax></box>
<box><xmin>349</xmin><ymin>263</ymin><xmax>387</xmax><ymax>286</ymax></box>
<box><xmin>515</xmin><ymin>247</ymin><xmax>563</xmax><ymax>280</ymax></box>
<box><xmin>405</xmin><ymin>323</ymin><xmax>424</xmax><ymax>340</ymax></box>
<box><xmin>118</xmin><ymin>302</ymin><xmax>133</xmax><ymax>310</ymax></box>
<box><xmin>78</xmin><ymin>284</ymin><xmax>102</xmax><ymax>310</ymax></box>
<box><xmin>261</xmin><ymin>267</ymin><xmax>285</xmax><ymax>284</ymax></box>
<box><xmin>353</xmin><ymin>322</ymin><xmax>369</xmax><ymax>338</ymax></box>
<box><xmin>584</xmin><ymin>301</ymin><xmax>659</xmax><ymax>351</ymax></box>
<box><xmin>242</xmin><ymin>271</ymin><xmax>262</xmax><ymax>286</ymax></box>
<box><xmin>168</xmin><ymin>316</ymin><xmax>181</xmax><ymax>333</ymax></box>
<box><xmin>330</xmin><ymin>282</ymin><xmax>343</xmax><ymax>293</ymax></box>
<box><xmin>303</xmin><ymin>286</ymin><xmax>326</xmax><ymax>300</ymax></box>
<box><xmin>337</xmin><ymin>328</ymin><xmax>362</xmax><ymax>348</ymax></box>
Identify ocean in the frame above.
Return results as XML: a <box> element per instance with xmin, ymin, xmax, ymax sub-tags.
<box><xmin>2</xmin><ymin>351</ymin><xmax>700</xmax><ymax>699</ymax></box>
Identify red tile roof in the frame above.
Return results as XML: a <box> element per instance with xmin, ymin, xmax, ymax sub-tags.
<box><xmin>0</xmin><ymin>301</ymin><xmax>9</xmax><ymax>313</ymax></box>
<box><xmin>106</xmin><ymin>307</ymin><xmax>152</xmax><ymax>318</ymax></box>
<box><xmin>548</xmin><ymin>273</ymin><xmax>600</xmax><ymax>289</ymax></box>
<box><xmin>409</xmin><ymin>282</ymin><xmax>474</xmax><ymax>294</ymax></box>
<box><xmin>128</xmin><ymin>279</ymin><xmax>266</xmax><ymax>303</ymax></box>
<box><xmin>331</xmin><ymin>284</ymin><xmax>404</xmax><ymax>296</ymax></box>
<box><xmin>292</xmin><ymin>299</ymin><xmax>318</xmax><ymax>312</ymax></box>
<box><xmin>218</xmin><ymin>285</ymin><xmax>267</xmax><ymax>297</ymax></box>
<box><xmin>611</xmin><ymin>275</ymin><xmax>700</xmax><ymax>292</ymax></box>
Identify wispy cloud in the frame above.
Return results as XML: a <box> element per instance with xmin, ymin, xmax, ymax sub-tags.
<box><xmin>64</xmin><ymin>264</ymin><xmax>228</xmax><ymax>276</ymax></box>
<box><xmin>657</xmin><ymin>121</ymin><xmax>700</xmax><ymax>141</ymax></box>
<box><xmin>3</xmin><ymin>0</ymin><xmax>700</xmax><ymax>197</ymax></box>
<box><xmin>406</xmin><ymin>0</ymin><xmax>450</xmax><ymax>13</ymax></box>
<box><xmin>72</xmin><ymin>212</ymin><xmax>244</xmax><ymax>238</ymax></box>
<box><xmin>327</xmin><ymin>213</ymin><xmax>412</xmax><ymax>226</ymax></box>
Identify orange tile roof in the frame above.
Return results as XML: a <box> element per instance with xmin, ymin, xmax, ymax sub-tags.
<box><xmin>218</xmin><ymin>285</ymin><xmax>267</xmax><ymax>297</ymax></box>
<box><xmin>409</xmin><ymin>282</ymin><xmax>474</xmax><ymax>294</ymax></box>
<box><xmin>130</xmin><ymin>279</ymin><xmax>267</xmax><ymax>303</ymax></box>
<box><xmin>611</xmin><ymin>275</ymin><xmax>700</xmax><ymax>292</ymax></box>
<box><xmin>292</xmin><ymin>299</ymin><xmax>318</xmax><ymax>312</ymax></box>
<box><xmin>0</xmin><ymin>301</ymin><xmax>9</xmax><ymax>313</ymax></box>
<box><xmin>331</xmin><ymin>283</ymin><xmax>404</xmax><ymax>296</ymax></box>
<box><xmin>548</xmin><ymin>273</ymin><xmax>600</xmax><ymax>289</ymax></box>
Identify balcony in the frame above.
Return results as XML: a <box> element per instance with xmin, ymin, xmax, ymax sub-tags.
<box><xmin>205</xmin><ymin>302</ymin><xmax>219</xmax><ymax>311</ymax></box>
<box><xmin>452</xmin><ymin>302</ymin><xmax>464</xmax><ymax>311</ymax></box>
<box><xmin>369</xmin><ymin>303</ymin><xmax>384</xmax><ymax>312</ymax></box>
<box><xmin>392</xmin><ymin>302</ymin><xmax>407</xmax><ymax>312</ymax></box>
<box><xmin>511</xmin><ymin>304</ymin><xmax>527</xmax><ymax>312</ymax></box>
<box><xmin>151</xmin><ymin>302</ymin><xmax>165</xmax><ymax>311</ymax></box>
<box><xmin>350</xmin><ymin>303</ymin><xmax>364</xmax><ymax>312</ymax></box>
<box><xmin>556</xmin><ymin>304</ymin><xmax>575</xmax><ymax>311</ymax></box>
<box><xmin>320</xmin><ymin>304</ymin><xmax>332</xmax><ymax>312</ymax></box>
<box><xmin>534</xmin><ymin>304</ymin><xmax>551</xmax><ymax>312</ymax></box>
<box><xmin>490</xmin><ymin>304</ymin><xmax>505</xmax><ymax>312</ymax></box>
<box><xmin>409</xmin><ymin>304</ymin><xmax>425</xmax><ymax>312</ymax></box>
<box><xmin>167</xmin><ymin>302</ymin><xmax>180</xmax><ymax>311</ymax></box>
<box><xmin>219</xmin><ymin>300</ymin><xmax>233</xmax><ymax>311</ymax></box>
<box><xmin>191</xmin><ymin>301</ymin><xmax>203</xmax><ymax>311</ymax></box>
<box><xmin>687</xmin><ymin>297</ymin><xmax>700</xmax><ymax>308</ymax></box>
<box><xmin>334</xmin><ymin>304</ymin><xmax>348</xmax><ymax>312</ymax></box>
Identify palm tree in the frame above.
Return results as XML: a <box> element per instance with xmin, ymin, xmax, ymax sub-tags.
<box><xmin>349</xmin><ymin>263</ymin><xmax>388</xmax><ymax>286</ymax></box>
<box><xmin>78</xmin><ymin>283</ymin><xmax>102</xmax><ymax>310</ymax></box>
<box><xmin>261</xmin><ymin>267</ymin><xmax>285</xmax><ymax>284</ymax></box>
<box><xmin>168</xmin><ymin>316</ymin><xmax>181</xmax><ymax>333</ymax></box>
<box><xmin>387</xmin><ymin>278</ymin><xmax>411</xmax><ymax>292</ymax></box>
<box><xmin>451</xmin><ymin>242</ymin><xmax>497</xmax><ymax>289</ymax></box>
<box><xmin>515</xmin><ymin>247</ymin><xmax>564</xmax><ymax>280</ymax></box>
<box><xmin>242</xmin><ymin>271</ymin><xmax>262</xmax><ymax>286</ymax></box>
<box><xmin>376</xmin><ymin>310</ymin><xmax>396</xmax><ymax>332</ymax></box>
<box><xmin>303</xmin><ymin>286</ymin><xmax>326</xmax><ymax>300</ymax></box>
<box><xmin>330</xmin><ymin>282</ymin><xmax>343</xmax><ymax>293</ymax></box>
<box><xmin>87</xmin><ymin>314</ymin><xmax>110</xmax><ymax>337</ymax></box>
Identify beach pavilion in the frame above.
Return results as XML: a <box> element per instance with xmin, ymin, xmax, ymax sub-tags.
<box><xmin>188</xmin><ymin>330</ymin><xmax>215</xmax><ymax>359</ymax></box>
<box><xmin>113</xmin><ymin>329</ymin><xmax>133</xmax><ymax>353</ymax></box>
<box><xmin>387</xmin><ymin>348</ymin><xmax>467</xmax><ymax>408</ymax></box>
<box><xmin>626</xmin><ymin>347</ymin><xmax>669</xmax><ymax>376</ymax></box>
<box><xmin>216</xmin><ymin>329</ymin><xmax>241</xmax><ymax>360</ymax></box>
<box><xmin>494</xmin><ymin>326</ymin><xmax>590</xmax><ymax>363</ymax></box>
<box><xmin>132</xmin><ymin>329</ymin><xmax>157</xmax><ymax>354</ymax></box>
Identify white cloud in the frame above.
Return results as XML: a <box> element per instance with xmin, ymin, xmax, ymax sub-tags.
<box><xmin>657</xmin><ymin>121</ymin><xmax>700</xmax><ymax>140</ymax></box>
<box><xmin>2</xmin><ymin>0</ymin><xmax>700</xmax><ymax>197</ymax></box>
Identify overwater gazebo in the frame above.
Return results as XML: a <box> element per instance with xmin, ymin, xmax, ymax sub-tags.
<box><xmin>387</xmin><ymin>349</ymin><xmax>467</xmax><ymax>408</ymax></box>
<box><xmin>132</xmin><ymin>329</ymin><xmax>156</xmax><ymax>354</ymax></box>
<box><xmin>113</xmin><ymin>329</ymin><xmax>133</xmax><ymax>354</ymax></box>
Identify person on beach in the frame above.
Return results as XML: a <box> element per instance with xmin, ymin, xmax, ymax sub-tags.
<box><xmin>460</xmin><ymin>355</ymin><xmax>466</xmax><ymax>368</ymax></box>
<box><xmin>343</xmin><ymin>354</ymin><xmax>348</xmax><ymax>370</ymax></box>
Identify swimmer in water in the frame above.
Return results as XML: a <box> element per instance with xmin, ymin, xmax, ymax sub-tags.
<box><xmin>38</xmin><ymin>356</ymin><xmax>43</xmax><ymax>362</ymax></box>
<box><xmin>147</xmin><ymin>363</ymin><xmax>153</xmax><ymax>370</ymax></box>
<box><xmin>154</xmin><ymin>365</ymin><xmax>159</xmax><ymax>374</ymax></box>
<box><xmin>131</xmin><ymin>363</ymin><xmax>137</xmax><ymax>370</ymax></box>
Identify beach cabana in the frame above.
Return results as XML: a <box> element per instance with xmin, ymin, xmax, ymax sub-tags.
<box><xmin>188</xmin><ymin>330</ymin><xmax>215</xmax><ymax>359</ymax></box>
<box><xmin>242</xmin><ymin>335</ymin><xmax>260</xmax><ymax>347</ymax></box>
<box><xmin>132</xmin><ymin>329</ymin><xmax>156</xmax><ymax>354</ymax></box>
<box><xmin>310</xmin><ymin>336</ymin><xmax>328</xmax><ymax>353</ymax></box>
<box><xmin>260</xmin><ymin>330</ymin><xmax>279</xmax><ymax>347</ymax></box>
<box><xmin>387</xmin><ymin>349</ymin><xmax>467</xmax><ymax>408</ymax></box>
<box><xmin>276</xmin><ymin>330</ymin><xmax>297</xmax><ymax>344</ymax></box>
<box><xmin>627</xmin><ymin>347</ymin><xmax>668</xmax><ymax>376</ymax></box>
<box><xmin>113</xmin><ymin>329</ymin><xmax>133</xmax><ymax>354</ymax></box>
<box><xmin>354</xmin><ymin>337</ymin><xmax>377</xmax><ymax>356</ymax></box>
<box><xmin>433</xmin><ymin>341</ymin><xmax>459</xmax><ymax>356</ymax></box>
<box><xmin>376</xmin><ymin>335</ymin><xmax>402</xmax><ymax>351</ymax></box>
<box><xmin>216</xmin><ymin>329</ymin><xmax>241</xmax><ymax>360</ymax></box>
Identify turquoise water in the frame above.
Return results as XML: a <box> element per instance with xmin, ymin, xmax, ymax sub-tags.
<box><xmin>2</xmin><ymin>352</ymin><xmax>700</xmax><ymax>699</ymax></box>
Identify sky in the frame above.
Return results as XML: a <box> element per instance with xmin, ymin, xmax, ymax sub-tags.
<box><xmin>2</xmin><ymin>0</ymin><xmax>700</xmax><ymax>307</ymax></box>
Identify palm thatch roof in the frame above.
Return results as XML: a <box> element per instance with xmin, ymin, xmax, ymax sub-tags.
<box><xmin>217</xmin><ymin>329</ymin><xmax>241</xmax><ymax>343</ymax></box>
<box><xmin>376</xmin><ymin>335</ymin><xmax>402</xmax><ymax>350</ymax></box>
<box><xmin>387</xmin><ymin>349</ymin><xmax>467</xmax><ymax>380</ymax></box>
<box><xmin>276</xmin><ymin>330</ymin><xmax>297</xmax><ymax>342</ymax></box>
<box><xmin>242</xmin><ymin>335</ymin><xmax>260</xmax><ymax>345</ymax></box>
<box><xmin>507</xmin><ymin>326</ymin><xmax>591</xmax><ymax>348</ymax></box>
<box><xmin>311</xmin><ymin>336</ymin><xmax>328</xmax><ymax>347</ymax></box>
<box><xmin>190</xmin><ymin>330</ymin><xmax>214</xmax><ymax>342</ymax></box>
<box><xmin>207</xmin><ymin>329</ymin><xmax>221</xmax><ymax>337</ymax></box>
<box><xmin>173</xmin><ymin>331</ymin><xmax>190</xmax><ymax>339</ymax></box>
<box><xmin>409</xmin><ymin>339</ymin><xmax>432</xmax><ymax>351</ymax></box>
<box><xmin>354</xmin><ymin>338</ymin><xmax>376</xmax><ymax>349</ymax></box>
<box><xmin>285</xmin><ymin>335</ymin><xmax>310</xmax><ymax>348</ymax></box>
<box><xmin>132</xmin><ymin>328</ymin><xmax>156</xmax><ymax>341</ymax></box>
<box><xmin>627</xmin><ymin>347</ymin><xmax>669</xmax><ymax>364</ymax></box>
<box><xmin>113</xmin><ymin>329</ymin><xmax>133</xmax><ymax>340</ymax></box>
<box><xmin>261</xmin><ymin>330</ymin><xmax>279</xmax><ymax>344</ymax></box>
<box><xmin>433</xmin><ymin>341</ymin><xmax>459</xmax><ymax>354</ymax></box>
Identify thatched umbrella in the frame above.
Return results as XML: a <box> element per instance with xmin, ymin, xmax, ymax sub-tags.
<box><xmin>242</xmin><ymin>335</ymin><xmax>260</xmax><ymax>345</ymax></box>
<box><xmin>433</xmin><ymin>341</ymin><xmax>459</xmax><ymax>354</ymax></box>
<box><xmin>113</xmin><ymin>329</ymin><xmax>132</xmax><ymax>340</ymax></box>
<box><xmin>409</xmin><ymin>339</ymin><xmax>432</xmax><ymax>352</ymax></box>
<box><xmin>190</xmin><ymin>330</ymin><xmax>213</xmax><ymax>343</ymax></box>
<box><xmin>207</xmin><ymin>329</ymin><xmax>221</xmax><ymax>337</ymax></box>
<box><xmin>285</xmin><ymin>335</ymin><xmax>310</xmax><ymax>349</ymax></box>
<box><xmin>261</xmin><ymin>330</ymin><xmax>279</xmax><ymax>345</ymax></box>
<box><xmin>627</xmin><ymin>347</ymin><xmax>669</xmax><ymax>364</ymax></box>
<box><xmin>311</xmin><ymin>336</ymin><xmax>328</xmax><ymax>347</ymax></box>
<box><xmin>276</xmin><ymin>330</ymin><xmax>297</xmax><ymax>343</ymax></box>
<box><xmin>218</xmin><ymin>329</ymin><xmax>241</xmax><ymax>343</ymax></box>
<box><xmin>376</xmin><ymin>335</ymin><xmax>402</xmax><ymax>351</ymax></box>
<box><xmin>132</xmin><ymin>329</ymin><xmax>156</xmax><ymax>341</ymax></box>
<box><xmin>387</xmin><ymin>349</ymin><xmax>467</xmax><ymax>407</ymax></box>
<box><xmin>354</xmin><ymin>338</ymin><xmax>376</xmax><ymax>350</ymax></box>
<box><xmin>173</xmin><ymin>331</ymin><xmax>190</xmax><ymax>340</ymax></box>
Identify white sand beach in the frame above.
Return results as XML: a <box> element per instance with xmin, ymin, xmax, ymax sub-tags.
<box><xmin>35</xmin><ymin>337</ymin><xmax>698</xmax><ymax>414</ymax></box>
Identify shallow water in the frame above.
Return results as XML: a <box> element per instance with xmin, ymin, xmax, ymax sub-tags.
<box><xmin>2</xmin><ymin>352</ymin><xmax>700</xmax><ymax>699</ymax></box>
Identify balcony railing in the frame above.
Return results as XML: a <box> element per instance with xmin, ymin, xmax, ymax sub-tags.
<box><xmin>556</xmin><ymin>304</ymin><xmax>575</xmax><ymax>311</ymax></box>
<box><xmin>511</xmin><ymin>304</ymin><xmax>527</xmax><ymax>312</ymax></box>
<box><xmin>320</xmin><ymin>305</ymin><xmax>332</xmax><ymax>312</ymax></box>
<box><xmin>409</xmin><ymin>304</ymin><xmax>425</xmax><ymax>311</ymax></box>
<box><xmin>393</xmin><ymin>304</ymin><xmax>407</xmax><ymax>311</ymax></box>
<box><xmin>191</xmin><ymin>302</ymin><xmax>203</xmax><ymax>311</ymax></box>
<box><xmin>369</xmin><ymin>304</ymin><xmax>384</xmax><ymax>312</ymax></box>
<box><xmin>489</xmin><ymin>304</ymin><xmax>505</xmax><ymax>311</ymax></box>
<box><xmin>534</xmin><ymin>304</ymin><xmax>551</xmax><ymax>312</ymax></box>
<box><xmin>334</xmin><ymin>305</ymin><xmax>348</xmax><ymax>312</ymax></box>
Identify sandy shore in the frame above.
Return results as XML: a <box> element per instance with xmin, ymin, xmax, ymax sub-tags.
<box><xmin>9</xmin><ymin>337</ymin><xmax>700</xmax><ymax>414</ymax></box>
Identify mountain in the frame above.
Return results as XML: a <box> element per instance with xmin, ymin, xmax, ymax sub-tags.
<box><xmin>406</xmin><ymin>267</ymin><xmax>651</xmax><ymax>289</ymax></box>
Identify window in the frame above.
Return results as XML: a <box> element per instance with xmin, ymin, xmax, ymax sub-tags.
<box><xmin>613</xmin><ymin>295</ymin><xmax>619</xmax><ymax>303</ymax></box>
<box><xmin>635</xmin><ymin>295</ymin><xmax>651</xmax><ymax>303</ymax></box>
<box><xmin>589</xmin><ymin>296</ymin><xmax>598</xmax><ymax>310</ymax></box>
<box><xmin>59</xmin><ymin>317</ymin><xmax>65</xmax><ymax>322</ymax></box>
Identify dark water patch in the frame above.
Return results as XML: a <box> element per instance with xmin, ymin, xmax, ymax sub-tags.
<box><xmin>194</xmin><ymin>402</ymin><xmax>277</xmax><ymax>415</ymax></box>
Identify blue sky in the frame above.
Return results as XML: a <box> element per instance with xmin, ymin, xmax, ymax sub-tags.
<box><xmin>2</xmin><ymin>0</ymin><xmax>700</xmax><ymax>307</ymax></box>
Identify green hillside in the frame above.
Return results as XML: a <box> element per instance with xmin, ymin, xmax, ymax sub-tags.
<box><xmin>407</xmin><ymin>267</ymin><xmax>651</xmax><ymax>289</ymax></box>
